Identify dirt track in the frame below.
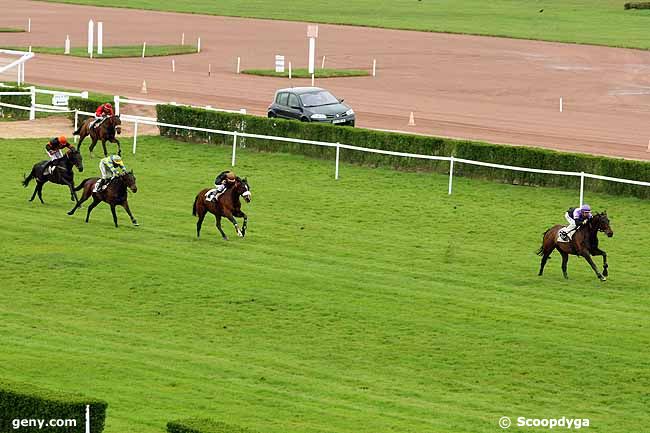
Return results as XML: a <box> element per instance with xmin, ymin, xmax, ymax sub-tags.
<box><xmin>3</xmin><ymin>0</ymin><xmax>650</xmax><ymax>160</ymax></box>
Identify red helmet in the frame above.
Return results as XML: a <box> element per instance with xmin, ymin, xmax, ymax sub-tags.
<box><xmin>104</xmin><ymin>103</ymin><xmax>112</xmax><ymax>109</ymax></box>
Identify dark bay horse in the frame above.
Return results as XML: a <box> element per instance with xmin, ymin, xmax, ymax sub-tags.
<box><xmin>67</xmin><ymin>172</ymin><xmax>138</xmax><ymax>227</ymax></box>
<box><xmin>537</xmin><ymin>212</ymin><xmax>613</xmax><ymax>281</ymax></box>
<box><xmin>193</xmin><ymin>178</ymin><xmax>251</xmax><ymax>240</ymax></box>
<box><xmin>73</xmin><ymin>115</ymin><xmax>122</xmax><ymax>157</ymax></box>
<box><xmin>22</xmin><ymin>147</ymin><xmax>84</xmax><ymax>204</ymax></box>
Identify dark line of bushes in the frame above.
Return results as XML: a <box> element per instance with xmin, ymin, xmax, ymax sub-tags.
<box><xmin>624</xmin><ymin>2</ymin><xmax>650</xmax><ymax>9</ymax></box>
<box><xmin>156</xmin><ymin>104</ymin><xmax>650</xmax><ymax>199</ymax></box>
<box><xmin>167</xmin><ymin>419</ymin><xmax>259</xmax><ymax>433</ymax></box>
<box><xmin>0</xmin><ymin>86</ymin><xmax>31</xmax><ymax>120</ymax></box>
<box><xmin>0</xmin><ymin>380</ymin><xmax>107</xmax><ymax>433</ymax></box>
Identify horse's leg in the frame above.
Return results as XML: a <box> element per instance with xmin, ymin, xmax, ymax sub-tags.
<box><xmin>581</xmin><ymin>253</ymin><xmax>605</xmax><ymax>281</ymax></box>
<box><xmin>233</xmin><ymin>210</ymin><xmax>248</xmax><ymax>237</ymax></box>
<box><xmin>63</xmin><ymin>179</ymin><xmax>78</xmax><ymax>202</ymax></box>
<box><xmin>35</xmin><ymin>182</ymin><xmax>45</xmax><ymax>204</ymax></box>
<box><xmin>85</xmin><ymin>198</ymin><xmax>101</xmax><ymax>223</ymax></box>
<box><xmin>196</xmin><ymin>207</ymin><xmax>207</xmax><ymax>238</ymax></box>
<box><xmin>225</xmin><ymin>214</ymin><xmax>243</xmax><ymax>237</ymax></box>
<box><xmin>215</xmin><ymin>215</ymin><xmax>228</xmax><ymax>240</ymax></box>
<box><xmin>559</xmin><ymin>251</ymin><xmax>569</xmax><ymax>280</ymax></box>
<box><xmin>89</xmin><ymin>136</ymin><xmax>98</xmax><ymax>158</ymax></box>
<box><xmin>591</xmin><ymin>248</ymin><xmax>608</xmax><ymax>278</ymax></box>
<box><xmin>110</xmin><ymin>204</ymin><xmax>119</xmax><ymax>227</ymax></box>
<box><xmin>77</xmin><ymin>132</ymin><xmax>86</xmax><ymax>153</ymax></box>
<box><xmin>112</xmin><ymin>137</ymin><xmax>122</xmax><ymax>156</ymax></box>
<box><xmin>101</xmin><ymin>139</ymin><xmax>108</xmax><ymax>158</ymax></box>
<box><xmin>29</xmin><ymin>181</ymin><xmax>40</xmax><ymax>202</ymax></box>
<box><xmin>121</xmin><ymin>200</ymin><xmax>138</xmax><ymax>226</ymax></box>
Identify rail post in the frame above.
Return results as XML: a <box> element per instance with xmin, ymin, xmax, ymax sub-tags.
<box><xmin>579</xmin><ymin>171</ymin><xmax>585</xmax><ymax>206</ymax></box>
<box><xmin>335</xmin><ymin>142</ymin><xmax>340</xmax><ymax>180</ymax></box>
<box><xmin>448</xmin><ymin>156</ymin><xmax>455</xmax><ymax>195</ymax></box>
<box><xmin>232</xmin><ymin>131</ymin><xmax>237</xmax><ymax>166</ymax></box>
<box><xmin>74</xmin><ymin>110</ymin><xmax>79</xmax><ymax>143</ymax></box>
<box><xmin>132</xmin><ymin>119</ymin><xmax>139</xmax><ymax>154</ymax></box>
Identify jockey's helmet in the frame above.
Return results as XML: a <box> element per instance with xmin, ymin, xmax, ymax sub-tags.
<box><xmin>225</xmin><ymin>171</ymin><xmax>236</xmax><ymax>182</ymax></box>
<box><xmin>104</xmin><ymin>103</ymin><xmax>112</xmax><ymax>109</ymax></box>
<box><xmin>110</xmin><ymin>155</ymin><xmax>124</xmax><ymax>165</ymax></box>
<box><xmin>58</xmin><ymin>135</ymin><xmax>67</xmax><ymax>144</ymax></box>
<box><xmin>580</xmin><ymin>204</ymin><xmax>591</xmax><ymax>212</ymax></box>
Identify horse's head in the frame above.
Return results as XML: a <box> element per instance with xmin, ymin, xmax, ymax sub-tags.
<box><xmin>235</xmin><ymin>177</ymin><xmax>251</xmax><ymax>203</ymax></box>
<box><xmin>122</xmin><ymin>170</ymin><xmax>137</xmax><ymax>193</ymax></box>
<box><xmin>112</xmin><ymin>115</ymin><xmax>122</xmax><ymax>135</ymax></box>
<box><xmin>67</xmin><ymin>146</ymin><xmax>84</xmax><ymax>172</ymax></box>
<box><xmin>592</xmin><ymin>212</ymin><xmax>613</xmax><ymax>238</ymax></box>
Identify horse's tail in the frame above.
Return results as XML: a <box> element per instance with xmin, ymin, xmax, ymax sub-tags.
<box><xmin>192</xmin><ymin>194</ymin><xmax>200</xmax><ymax>216</ymax></box>
<box><xmin>536</xmin><ymin>228</ymin><xmax>551</xmax><ymax>256</ymax></box>
<box><xmin>22</xmin><ymin>171</ymin><xmax>34</xmax><ymax>187</ymax></box>
<box><xmin>75</xmin><ymin>178</ymin><xmax>93</xmax><ymax>191</ymax></box>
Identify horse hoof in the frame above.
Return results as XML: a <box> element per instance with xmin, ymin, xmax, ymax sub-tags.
<box><xmin>599</xmin><ymin>276</ymin><xmax>607</xmax><ymax>282</ymax></box>
<box><xmin>67</xmin><ymin>211</ymin><xmax>74</xmax><ymax>216</ymax></box>
<box><xmin>133</xmin><ymin>221</ymin><xmax>139</xmax><ymax>226</ymax></box>
<box><xmin>603</xmin><ymin>270</ymin><xmax>609</xmax><ymax>277</ymax></box>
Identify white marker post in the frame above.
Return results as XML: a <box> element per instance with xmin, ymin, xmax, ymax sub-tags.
<box><xmin>64</xmin><ymin>35</ymin><xmax>70</xmax><ymax>54</ymax></box>
<box><xmin>311</xmin><ymin>73</ymin><xmax>314</xmax><ymax>86</ymax></box>
<box><xmin>87</xmin><ymin>19</ymin><xmax>94</xmax><ymax>56</ymax></box>
<box><xmin>172</xmin><ymin>59</ymin><xmax>175</xmax><ymax>72</ymax></box>
<box><xmin>97</xmin><ymin>22</ymin><xmax>103</xmax><ymax>55</ymax></box>
<box><xmin>208</xmin><ymin>63</ymin><xmax>211</xmax><ymax>76</ymax></box>
<box><xmin>373</xmin><ymin>59</ymin><xmax>376</xmax><ymax>77</ymax></box>
<box><xmin>197</xmin><ymin>37</ymin><xmax>201</xmax><ymax>53</ymax></box>
<box><xmin>236</xmin><ymin>56</ymin><xmax>240</xmax><ymax>73</ymax></box>
<box><xmin>307</xmin><ymin>24</ymin><xmax>318</xmax><ymax>75</ymax></box>
<box><xmin>321</xmin><ymin>55</ymin><xmax>325</xmax><ymax>69</ymax></box>
<box><xmin>560</xmin><ymin>97</ymin><xmax>563</xmax><ymax>112</ymax></box>
<box><xmin>289</xmin><ymin>61</ymin><xmax>292</xmax><ymax>79</ymax></box>
<box><xmin>27</xmin><ymin>18</ymin><xmax>31</xmax><ymax>33</ymax></box>
<box><xmin>141</xmin><ymin>42</ymin><xmax>146</xmax><ymax>58</ymax></box>
<box><xmin>181</xmin><ymin>32</ymin><xmax>185</xmax><ymax>45</ymax></box>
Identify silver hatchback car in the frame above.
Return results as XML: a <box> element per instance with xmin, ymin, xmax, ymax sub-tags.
<box><xmin>268</xmin><ymin>87</ymin><xmax>355</xmax><ymax>126</ymax></box>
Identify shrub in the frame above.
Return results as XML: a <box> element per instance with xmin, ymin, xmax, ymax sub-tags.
<box><xmin>156</xmin><ymin>104</ymin><xmax>650</xmax><ymax>199</ymax></box>
<box><xmin>624</xmin><ymin>2</ymin><xmax>650</xmax><ymax>9</ymax></box>
<box><xmin>0</xmin><ymin>86</ymin><xmax>31</xmax><ymax>120</ymax></box>
<box><xmin>0</xmin><ymin>380</ymin><xmax>107</xmax><ymax>433</ymax></box>
<box><xmin>167</xmin><ymin>419</ymin><xmax>259</xmax><ymax>433</ymax></box>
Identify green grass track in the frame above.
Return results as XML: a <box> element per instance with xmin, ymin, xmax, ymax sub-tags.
<box><xmin>2</xmin><ymin>136</ymin><xmax>649</xmax><ymax>432</ymax></box>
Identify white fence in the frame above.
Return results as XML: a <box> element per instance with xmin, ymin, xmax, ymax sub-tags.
<box><xmin>0</xmin><ymin>49</ymin><xmax>34</xmax><ymax>86</ymax></box>
<box><xmin>70</xmin><ymin>109</ymin><xmax>650</xmax><ymax>205</ymax></box>
<box><xmin>0</xmin><ymin>84</ymin><xmax>88</xmax><ymax>119</ymax></box>
<box><xmin>4</xmin><ymin>95</ymin><xmax>650</xmax><ymax>204</ymax></box>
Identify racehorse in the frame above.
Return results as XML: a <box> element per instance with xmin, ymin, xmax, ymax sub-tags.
<box><xmin>22</xmin><ymin>147</ymin><xmax>84</xmax><ymax>204</ymax></box>
<box><xmin>73</xmin><ymin>115</ymin><xmax>122</xmax><ymax>157</ymax></box>
<box><xmin>67</xmin><ymin>172</ymin><xmax>138</xmax><ymax>227</ymax></box>
<box><xmin>537</xmin><ymin>212</ymin><xmax>613</xmax><ymax>281</ymax></box>
<box><xmin>192</xmin><ymin>177</ymin><xmax>251</xmax><ymax>240</ymax></box>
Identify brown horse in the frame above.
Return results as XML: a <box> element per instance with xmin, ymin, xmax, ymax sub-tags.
<box><xmin>67</xmin><ymin>171</ymin><xmax>138</xmax><ymax>227</ymax></box>
<box><xmin>73</xmin><ymin>115</ymin><xmax>122</xmax><ymax>157</ymax></box>
<box><xmin>192</xmin><ymin>177</ymin><xmax>251</xmax><ymax>240</ymax></box>
<box><xmin>537</xmin><ymin>212</ymin><xmax>613</xmax><ymax>281</ymax></box>
<box><xmin>23</xmin><ymin>146</ymin><xmax>84</xmax><ymax>204</ymax></box>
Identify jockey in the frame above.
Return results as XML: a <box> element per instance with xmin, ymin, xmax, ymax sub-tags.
<box><xmin>45</xmin><ymin>135</ymin><xmax>71</xmax><ymax>160</ymax></box>
<box><xmin>214</xmin><ymin>170</ymin><xmax>237</xmax><ymax>195</ymax></box>
<box><xmin>559</xmin><ymin>204</ymin><xmax>592</xmax><ymax>241</ymax></box>
<box><xmin>90</xmin><ymin>102</ymin><xmax>114</xmax><ymax>130</ymax></box>
<box><xmin>96</xmin><ymin>154</ymin><xmax>127</xmax><ymax>191</ymax></box>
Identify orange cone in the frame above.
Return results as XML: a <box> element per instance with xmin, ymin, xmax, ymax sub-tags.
<box><xmin>408</xmin><ymin>111</ymin><xmax>415</xmax><ymax>126</ymax></box>
<box><xmin>141</xmin><ymin>80</ymin><xmax>148</xmax><ymax>94</ymax></box>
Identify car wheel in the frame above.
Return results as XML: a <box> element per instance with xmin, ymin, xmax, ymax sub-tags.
<box><xmin>300</xmin><ymin>117</ymin><xmax>309</xmax><ymax>122</ymax></box>
<box><xmin>268</xmin><ymin>111</ymin><xmax>276</xmax><ymax>118</ymax></box>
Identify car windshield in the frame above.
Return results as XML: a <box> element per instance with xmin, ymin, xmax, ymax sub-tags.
<box><xmin>300</xmin><ymin>91</ymin><xmax>339</xmax><ymax>107</ymax></box>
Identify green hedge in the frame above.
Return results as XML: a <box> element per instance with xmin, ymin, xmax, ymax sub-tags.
<box><xmin>0</xmin><ymin>86</ymin><xmax>31</xmax><ymax>120</ymax></box>
<box><xmin>624</xmin><ymin>2</ymin><xmax>650</xmax><ymax>9</ymax></box>
<box><xmin>156</xmin><ymin>104</ymin><xmax>650</xmax><ymax>199</ymax></box>
<box><xmin>0</xmin><ymin>380</ymin><xmax>107</xmax><ymax>433</ymax></box>
<box><xmin>68</xmin><ymin>96</ymin><xmax>105</xmax><ymax>124</ymax></box>
<box><xmin>167</xmin><ymin>419</ymin><xmax>258</xmax><ymax>433</ymax></box>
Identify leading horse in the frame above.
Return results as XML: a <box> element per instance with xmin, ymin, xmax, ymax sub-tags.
<box><xmin>22</xmin><ymin>147</ymin><xmax>84</xmax><ymax>204</ymax></box>
<box><xmin>73</xmin><ymin>115</ymin><xmax>122</xmax><ymax>157</ymax></box>
<box><xmin>192</xmin><ymin>178</ymin><xmax>251</xmax><ymax>240</ymax></box>
<box><xmin>537</xmin><ymin>212</ymin><xmax>613</xmax><ymax>281</ymax></box>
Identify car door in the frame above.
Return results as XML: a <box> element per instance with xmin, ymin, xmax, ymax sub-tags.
<box><xmin>274</xmin><ymin>92</ymin><xmax>290</xmax><ymax>118</ymax></box>
<box><xmin>286</xmin><ymin>93</ymin><xmax>304</xmax><ymax>120</ymax></box>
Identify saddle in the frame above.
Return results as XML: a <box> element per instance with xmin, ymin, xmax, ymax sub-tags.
<box><xmin>205</xmin><ymin>188</ymin><xmax>222</xmax><ymax>202</ymax></box>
